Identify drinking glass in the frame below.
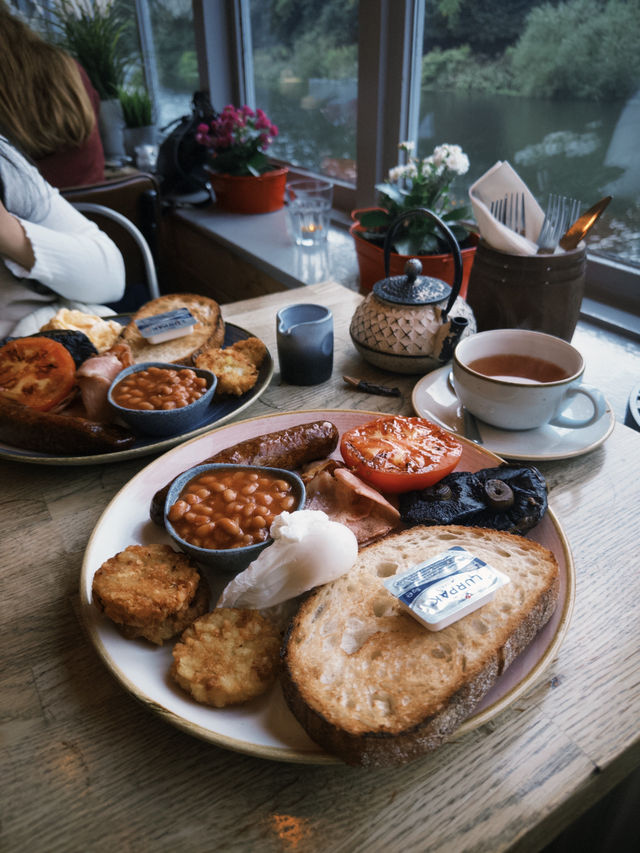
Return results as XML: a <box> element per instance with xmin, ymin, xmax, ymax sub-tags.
<box><xmin>286</xmin><ymin>179</ymin><xmax>333</xmax><ymax>246</ymax></box>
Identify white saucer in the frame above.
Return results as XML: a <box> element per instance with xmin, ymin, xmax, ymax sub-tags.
<box><xmin>412</xmin><ymin>365</ymin><xmax>615</xmax><ymax>462</ymax></box>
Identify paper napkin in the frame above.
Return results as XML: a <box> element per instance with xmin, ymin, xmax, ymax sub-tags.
<box><xmin>469</xmin><ymin>161</ymin><xmax>544</xmax><ymax>256</ymax></box>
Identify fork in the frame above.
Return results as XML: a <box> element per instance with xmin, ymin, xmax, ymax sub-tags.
<box><xmin>536</xmin><ymin>193</ymin><xmax>581</xmax><ymax>253</ymax></box>
<box><xmin>490</xmin><ymin>193</ymin><xmax>526</xmax><ymax>236</ymax></box>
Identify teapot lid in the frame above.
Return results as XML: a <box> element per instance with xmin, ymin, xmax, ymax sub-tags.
<box><xmin>373</xmin><ymin>258</ymin><xmax>452</xmax><ymax>306</ymax></box>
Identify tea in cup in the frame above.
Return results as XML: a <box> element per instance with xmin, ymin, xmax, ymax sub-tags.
<box><xmin>452</xmin><ymin>329</ymin><xmax>606</xmax><ymax>430</ymax></box>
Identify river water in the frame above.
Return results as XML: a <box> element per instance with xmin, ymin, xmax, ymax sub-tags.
<box><xmin>419</xmin><ymin>90</ymin><xmax>640</xmax><ymax>265</ymax></box>
<box><xmin>156</xmin><ymin>84</ymin><xmax>639</xmax><ymax>266</ymax></box>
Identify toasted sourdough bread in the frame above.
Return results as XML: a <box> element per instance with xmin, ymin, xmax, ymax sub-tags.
<box><xmin>119</xmin><ymin>293</ymin><xmax>225</xmax><ymax>364</ymax></box>
<box><xmin>281</xmin><ymin>524</ymin><xmax>559</xmax><ymax>767</ymax></box>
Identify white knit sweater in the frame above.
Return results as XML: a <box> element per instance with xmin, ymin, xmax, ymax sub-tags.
<box><xmin>0</xmin><ymin>137</ymin><xmax>125</xmax><ymax>337</ymax></box>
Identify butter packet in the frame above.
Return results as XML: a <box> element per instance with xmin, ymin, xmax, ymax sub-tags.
<box><xmin>136</xmin><ymin>308</ymin><xmax>196</xmax><ymax>344</ymax></box>
<box><xmin>383</xmin><ymin>546</ymin><xmax>510</xmax><ymax>631</ymax></box>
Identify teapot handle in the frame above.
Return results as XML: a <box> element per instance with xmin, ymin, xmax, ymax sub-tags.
<box><xmin>383</xmin><ymin>207</ymin><xmax>463</xmax><ymax>317</ymax></box>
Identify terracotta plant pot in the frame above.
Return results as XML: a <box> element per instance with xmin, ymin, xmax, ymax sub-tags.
<box><xmin>206</xmin><ymin>167</ymin><xmax>288</xmax><ymax>214</ymax></box>
<box><xmin>350</xmin><ymin>214</ymin><xmax>479</xmax><ymax>297</ymax></box>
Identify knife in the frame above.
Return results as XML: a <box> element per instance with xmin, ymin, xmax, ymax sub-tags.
<box><xmin>559</xmin><ymin>196</ymin><xmax>612</xmax><ymax>251</ymax></box>
<box><xmin>343</xmin><ymin>375</ymin><xmax>402</xmax><ymax>397</ymax></box>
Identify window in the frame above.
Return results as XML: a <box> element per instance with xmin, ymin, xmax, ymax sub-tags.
<box><xmin>16</xmin><ymin>0</ymin><xmax>639</xmax><ymax>321</ymax></box>
<box><xmin>199</xmin><ymin>0</ymin><xmax>638</xmax><ymax>323</ymax></box>
<box><xmin>418</xmin><ymin>0</ymin><xmax>640</xmax><ymax>269</ymax></box>
<box><xmin>248</xmin><ymin>0</ymin><xmax>358</xmax><ymax>185</ymax></box>
<box><xmin>135</xmin><ymin>0</ymin><xmax>198</xmax><ymax>128</ymax></box>
<box><xmin>14</xmin><ymin>0</ymin><xmax>195</xmax><ymax>129</ymax></box>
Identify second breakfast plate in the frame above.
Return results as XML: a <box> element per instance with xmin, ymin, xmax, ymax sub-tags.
<box><xmin>80</xmin><ymin>409</ymin><xmax>575</xmax><ymax>765</ymax></box>
<box><xmin>0</xmin><ymin>323</ymin><xmax>273</xmax><ymax>465</ymax></box>
<box><xmin>413</xmin><ymin>365</ymin><xmax>615</xmax><ymax>462</ymax></box>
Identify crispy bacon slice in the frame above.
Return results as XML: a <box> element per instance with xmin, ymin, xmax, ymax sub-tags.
<box><xmin>300</xmin><ymin>459</ymin><xmax>401</xmax><ymax>547</ymax></box>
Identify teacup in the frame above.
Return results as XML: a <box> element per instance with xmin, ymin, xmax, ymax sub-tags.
<box><xmin>452</xmin><ymin>329</ymin><xmax>606</xmax><ymax>430</ymax></box>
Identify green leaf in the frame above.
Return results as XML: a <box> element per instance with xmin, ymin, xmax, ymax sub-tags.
<box><xmin>442</xmin><ymin>206</ymin><xmax>471</xmax><ymax>222</ymax></box>
<box><xmin>377</xmin><ymin>184</ymin><xmax>407</xmax><ymax>206</ymax></box>
<box><xmin>392</xmin><ymin>237</ymin><xmax>414</xmax><ymax>256</ymax></box>
<box><xmin>449</xmin><ymin>223</ymin><xmax>471</xmax><ymax>244</ymax></box>
<box><xmin>357</xmin><ymin>210</ymin><xmax>391</xmax><ymax>228</ymax></box>
<box><xmin>420</xmin><ymin>234</ymin><xmax>445</xmax><ymax>254</ymax></box>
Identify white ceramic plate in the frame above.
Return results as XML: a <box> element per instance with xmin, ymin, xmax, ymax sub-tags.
<box><xmin>80</xmin><ymin>409</ymin><xmax>575</xmax><ymax>764</ymax></box>
<box><xmin>412</xmin><ymin>365</ymin><xmax>615</xmax><ymax>462</ymax></box>
<box><xmin>0</xmin><ymin>323</ymin><xmax>273</xmax><ymax>466</ymax></box>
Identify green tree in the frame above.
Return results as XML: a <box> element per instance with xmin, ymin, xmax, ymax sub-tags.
<box><xmin>511</xmin><ymin>0</ymin><xmax>640</xmax><ymax>99</ymax></box>
<box><xmin>424</xmin><ymin>0</ymin><xmax>538</xmax><ymax>56</ymax></box>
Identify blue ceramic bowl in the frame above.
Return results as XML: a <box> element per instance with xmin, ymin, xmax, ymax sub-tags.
<box><xmin>163</xmin><ymin>463</ymin><xmax>306</xmax><ymax>575</ymax></box>
<box><xmin>108</xmin><ymin>362</ymin><xmax>217</xmax><ymax>437</ymax></box>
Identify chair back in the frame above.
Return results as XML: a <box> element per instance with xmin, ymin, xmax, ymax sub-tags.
<box><xmin>63</xmin><ymin>173</ymin><xmax>162</xmax><ymax>311</ymax></box>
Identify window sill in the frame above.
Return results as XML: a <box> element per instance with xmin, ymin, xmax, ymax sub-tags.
<box><xmin>169</xmin><ymin>204</ymin><xmax>360</xmax><ymax>291</ymax></box>
<box><xmin>580</xmin><ymin>297</ymin><xmax>640</xmax><ymax>339</ymax></box>
<box><xmin>170</xmin><ymin>202</ymin><xmax>640</xmax><ymax>339</ymax></box>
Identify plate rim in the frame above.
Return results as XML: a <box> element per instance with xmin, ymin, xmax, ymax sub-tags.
<box><xmin>79</xmin><ymin>407</ymin><xmax>576</xmax><ymax>764</ymax></box>
<box><xmin>412</xmin><ymin>365</ymin><xmax>614</xmax><ymax>462</ymax></box>
<box><xmin>0</xmin><ymin>322</ymin><xmax>274</xmax><ymax>466</ymax></box>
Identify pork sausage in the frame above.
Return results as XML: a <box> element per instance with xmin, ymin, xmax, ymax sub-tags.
<box><xmin>150</xmin><ymin>420</ymin><xmax>339</xmax><ymax>527</ymax></box>
<box><xmin>0</xmin><ymin>396</ymin><xmax>137</xmax><ymax>455</ymax></box>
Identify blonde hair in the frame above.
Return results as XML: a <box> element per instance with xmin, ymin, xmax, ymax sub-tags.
<box><xmin>0</xmin><ymin>5</ymin><xmax>96</xmax><ymax>159</ymax></box>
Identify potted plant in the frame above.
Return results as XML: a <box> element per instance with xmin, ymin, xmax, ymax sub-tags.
<box><xmin>351</xmin><ymin>142</ymin><xmax>478</xmax><ymax>295</ymax></box>
<box><xmin>119</xmin><ymin>87</ymin><xmax>155</xmax><ymax>158</ymax></box>
<box><xmin>196</xmin><ymin>104</ymin><xmax>287</xmax><ymax>214</ymax></box>
<box><xmin>52</xmin><ymin>0</ymin><xmax>129</xmax><ymax>161</ymax></box>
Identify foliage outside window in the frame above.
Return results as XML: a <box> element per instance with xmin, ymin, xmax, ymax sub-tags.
<box><xmin>249</xmin><ymin>0</ymin><xmax>358</xmax><ymax>184</ymax></box>
<box><xmin>419</xmin><ymin>0</ymin><xmax>640</xmax><ymax>266</ymax></box>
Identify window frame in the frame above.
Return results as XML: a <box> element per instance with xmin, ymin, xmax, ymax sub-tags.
<box><xmin>193</xmin><ymin>0</ymin><xmax>640</xmax><ymax>328</ymax></box>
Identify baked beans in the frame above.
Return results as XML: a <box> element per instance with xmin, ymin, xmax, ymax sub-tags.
<box><xmin>112</xmin><ymin>366</ymin><xmax>209</xmax><ymax>411</ymax></box>
<box><xmin>168</xmin><ymin>468</ymin><xmax>299</xmax><ymax>550</ymax></box>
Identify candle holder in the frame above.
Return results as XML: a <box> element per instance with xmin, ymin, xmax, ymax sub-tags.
<box><xmin>286</xmin><ymin>179</ymin><xmax>333</xmax><ymax>246</ymax></box>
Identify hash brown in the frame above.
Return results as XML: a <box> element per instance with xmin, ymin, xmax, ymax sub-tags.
<box><xmin>193</xmin><ymin>337</ymin><xmax>267</xmax><ymax>396</ymax></box>
<box><xmin>92</xmin><ymin>544</ymin><xmax>206</xmax><ymax>644</ymax></box>
<box><xmin>170</xmin><ymin>608</ymin><xmax>281</xmax><ymax>707</ymax></box>
<box><xmin>119</xmin><ymin>573</ymin><xmax>211</xmax><ymax>645</ymax></box>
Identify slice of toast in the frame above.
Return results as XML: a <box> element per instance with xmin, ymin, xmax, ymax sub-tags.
<box><xmin>281</xmin><ymin>524</ymin><xmax>559</xmax><ymax>767</ymax></box>
<box><xmin>119</xmin><ymin>293</ymin><xmax>225</xmax><ymax>364</ymax></box>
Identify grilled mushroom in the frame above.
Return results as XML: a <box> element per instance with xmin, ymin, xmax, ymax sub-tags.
<box><xmin>398</xmin><ymin>465</ymin><xmax>548</xmax><ymax>534</ymax></box>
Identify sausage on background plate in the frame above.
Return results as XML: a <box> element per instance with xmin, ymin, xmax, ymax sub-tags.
<box><xmin>0</xmin><ymin>396</ymin><xmax>136</xmax><ymax>455</ymax></box>
<box><xmin>149</xmin><ymin>420</ymin><xmax>340</xmax><ymax>527</ymax></box>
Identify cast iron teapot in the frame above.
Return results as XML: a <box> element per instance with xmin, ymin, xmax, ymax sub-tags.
<box><xmin>350</xmin><ymin>207</ymin><xmax>476</xmax><ymax>374</ymax></box>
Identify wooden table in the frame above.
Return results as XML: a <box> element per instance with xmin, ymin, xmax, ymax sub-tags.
<box><xmin>1</xmin><ymin>281</ymin><xmax>639</xmax><ymax>853</ymax></box>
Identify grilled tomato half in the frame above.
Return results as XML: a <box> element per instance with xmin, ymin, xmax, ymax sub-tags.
<box><xmin>340</xmin><ymin>415</ymin><xmax>463</xmax><ymax>494</ymax></box>
<box><xmin>0</xmin><ymin>336</ymin><xmax>76</xmax><ymax>412</ymax></box>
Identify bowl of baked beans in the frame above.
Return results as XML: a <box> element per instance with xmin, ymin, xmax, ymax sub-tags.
<box><xmin>163</xmin><ymin>463</ymin><xmax>306</xmax><ymax>573</ymax></box>
<box><xmin>108</xmin><ymin>362</ymin><xmax>217</xmax><ymax>436</ymax></box>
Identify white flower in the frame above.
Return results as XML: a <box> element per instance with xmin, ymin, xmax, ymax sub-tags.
<box><xmin>398</xmin><ymin>140</ymin><xmax>415</xmax><ymax>153</ymax></box>
<box><xmin>388</xmin><ymin>163</ymin><xmax>417</xmax><ymax>183</ymax></box>
<box><xmin>405</xmin><ymin>160</ymin><xmax>419</xmax><ymax>179</ymax></box>
<box><xmin>433</xmin><ymin>143</ymin><xmax>470</xmax><ymax>176</ymax></box>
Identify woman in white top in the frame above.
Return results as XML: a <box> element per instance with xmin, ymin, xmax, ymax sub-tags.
<box><xmin>0</xmin><ymin>135</ymin><xmax>125</xmax><ymax>337</ymax></box>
